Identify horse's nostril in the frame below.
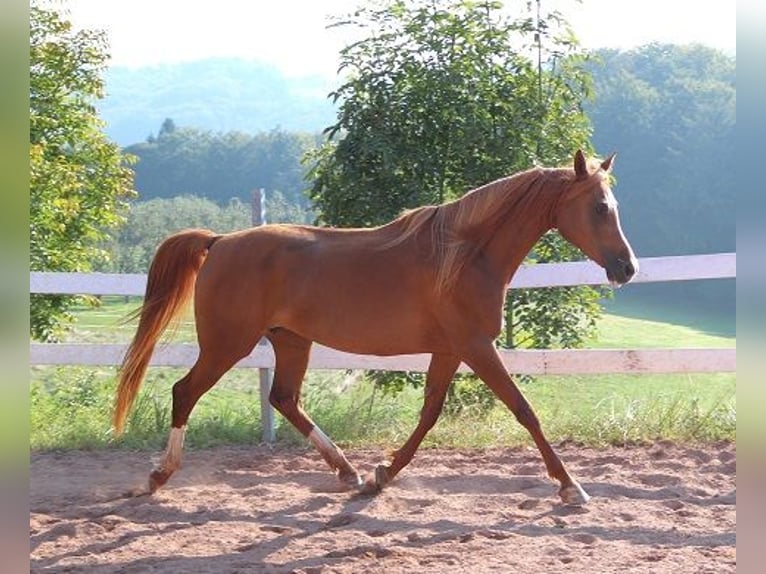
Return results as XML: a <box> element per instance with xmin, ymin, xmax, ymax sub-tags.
<box><xmin>622</xmin><ymin>259</ymin><xmax>635</xmax><ymax>279</ymax></box>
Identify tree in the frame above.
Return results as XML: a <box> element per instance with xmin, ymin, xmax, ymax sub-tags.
<box><xmin>587</xmin><ymin>44</ymin><xmax>735</xmax><ymax>315</ymax></box>
<box><xmin>125</xmin><ymin>122</ymin><xmax>316</xmax><ymax>221</ymax></box>
<box><xmin>30</xmin><ymin>2</ymin><xmax>135</xmax><ymax>341</ymax></box>
<box><xmin>98</xmin><ymin>193</ymin><xmax>311</xmax><ymax>275</ymax></box>
<box><xmin>588</xmin><ymin>44</ymin><xmax>735</xmax><ymax>258</ymax></box>
<box><xmin>308</xmin><ymin>0</ymin><xmax>605</xmax><ymax>402</ymax></box>
<box><xmin>102</xmin><ymin>196</ymin><xmax>248</xmax><ymax>273</ymax></box>
<box><xmin>311</xmin><ymin>0</ymin><xmax>594</xmax><ymax>222</ymax></box>
<box><xmin>158</xmin><ymin>117</ymin><xmax>177</xmax><ymax>138</ymax></box>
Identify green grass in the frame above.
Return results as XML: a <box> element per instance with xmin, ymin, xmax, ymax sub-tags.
<box><xmin>62</xmin><ymin>297</ymin><xmax>198</xmax><ymax>343</ymax></box>
<box><xmin>602</xmin><ymin>295</ymin><xmax>735</xmax><ymax>339</ymax></box>
<box><xmin>30</xmin><ymin>297</ymin><xmax>735</xmax><ymax>451</ymax></box>
<box><xmin>585</xmin><ymin>311</ymin><xmax>735</xmax><ymax>349</ymax></box>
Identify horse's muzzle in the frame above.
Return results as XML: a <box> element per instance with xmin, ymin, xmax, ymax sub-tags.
<box><xmin>607</xmin><ymin>257</ymin><xmax>638</xmax><ymax>287</ymax></box>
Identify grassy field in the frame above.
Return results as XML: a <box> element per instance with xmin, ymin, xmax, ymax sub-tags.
<box><xmin>30</xmin><ymin>297</ymin><xmax>736</xmax><ymax>451</ymax></box>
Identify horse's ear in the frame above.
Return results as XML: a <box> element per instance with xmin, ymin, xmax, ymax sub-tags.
<box><xmin>574</xmin><ymin>149</ymin><xmax>588</xmax><ymax>179</ymax></box>
<box><xmin>600</xmin><ymin>152</ymin><xmax>616</xmax><ymax>173</ymax></box>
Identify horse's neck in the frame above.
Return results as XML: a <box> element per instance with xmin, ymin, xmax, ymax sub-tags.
<box><xmin>480</xmin><ymin>186</ymin><xmax>558</xmax><ymax>286</ymax></box>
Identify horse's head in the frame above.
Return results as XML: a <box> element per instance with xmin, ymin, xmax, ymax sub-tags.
<box><xmin>555</xmin><ymin>150</ymin><xmax>639</xmax><ymax>287</ymax></box>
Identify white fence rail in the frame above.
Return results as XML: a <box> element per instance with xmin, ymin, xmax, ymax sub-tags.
<box><xmin>30</xmin><ymin>253</ymin><xmax>736</xmax><ymax>295</ymax></box>
<box><xmin>29</xmin><ymin>253</ymin><xmax>737</xmax><ymax>373</ymax></box>
<box><xmin>29</xmin><ymin>342</ymin><xmax>734</xmax><ymax>375</ymax></box>
<box><xmin>30</xmin><ymin>253</ymin><xmax>736</xmax><ymax>441</ymax></box>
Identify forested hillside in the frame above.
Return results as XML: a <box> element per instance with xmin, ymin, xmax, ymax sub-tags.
<box><xmin>106</xmin><ymin>44</ymin><xmax>735</xmax><ymax>314</ymax></box>
<box><xmin>586</xmin><ymin>44</ymin><xmax>735</xmax><ymax>314</ymax></box>
<box><xmin>123</xmin><ymin>119</ymin><xmax>318</xmax><ymax>214</ymax></box>
<box><xmin>100</xmin><ymin>59</ymin><xmax>336</xmax><ymax>145</ymax></box>
<box><xmin>587</xmin><ymin>44</ymin><xmax>735</xmax><ymax>258</ymax></box>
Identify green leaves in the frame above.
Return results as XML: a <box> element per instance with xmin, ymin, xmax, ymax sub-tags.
<box><xmin>312</xmin><ymin>0</ymin><xmax>594</xmax><ymax>223</ymax></box>
<box><xmin>102</xmin><ymin>196</ymin><xmax>243</xmax><ymax>273</ymax></box>
<box><xmin>586</xmin><ymin>44</ymin><xmax>735</xmax><ymax>315</ymax></box>
<box><xmin>310</xmin><ymin>0</ymin><xmax>604</xmax><ymax>398</ymax></box>
<box><xmin>126</xmin><ymin>124</ymin><xmax>316</xmax><ymax>214</ymax></box>
<box><xmin>30</xmin><ymin>3</ymin><xmax>135</xmax><ymax>341</ymax></box>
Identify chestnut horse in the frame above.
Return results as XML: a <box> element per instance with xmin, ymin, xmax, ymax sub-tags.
<box><xmin>114</xmin><ymin>150</ymin><xmax>637</xmax><ymax>505</ymax></box>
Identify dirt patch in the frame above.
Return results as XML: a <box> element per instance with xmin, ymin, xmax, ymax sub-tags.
<box><xmin>30</xmin><ymin>442</ymin><xmax>735</xmax><ymax>573</ymax></box>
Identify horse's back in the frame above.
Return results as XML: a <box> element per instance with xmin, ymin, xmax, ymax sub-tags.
<box><xmin>201</xmin><ymin>223</ymin><xmax>408</xmax><ymax>280</ymax></box>
<box><xmin>191</xmin><ymin>224</ymin><xmax>443</xmax><ymax>354</ymax></box>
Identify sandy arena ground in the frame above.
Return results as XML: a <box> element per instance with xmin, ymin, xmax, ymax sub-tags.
<box><xmin>30</xmin><ymin>441</ymin><xmax>735</xmax><ymax>573</ymax></box>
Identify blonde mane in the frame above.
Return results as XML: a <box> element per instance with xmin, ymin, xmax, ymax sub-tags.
<box><xmin>382</xmin><ymin>165</ymin><xmax>590</xmax><ymax>293</ymax></box>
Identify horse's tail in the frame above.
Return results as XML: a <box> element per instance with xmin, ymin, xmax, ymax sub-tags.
<box><xmin>113</xmin><ymin>228</ymin><xmax>220</xmax><ymax>435</ymax></box>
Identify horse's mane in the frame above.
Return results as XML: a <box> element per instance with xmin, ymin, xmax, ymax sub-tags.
<box><xmin>381</xmin><ymin>164</ymin><xmax>596</xmax><ymax>293</ymax></box>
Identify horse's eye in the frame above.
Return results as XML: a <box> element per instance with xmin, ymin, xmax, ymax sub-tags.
<box><xmin>595</xmin><ymin>202</ymin><xmax>609</xmax><ymax>216</ymax></box>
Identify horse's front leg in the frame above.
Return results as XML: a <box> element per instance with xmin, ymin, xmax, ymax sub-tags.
<box><xmin>462</xmin><ymin>339</ymin><xmax>589</xmax><ymax>506</ymax></box>
<box><xmin>362</xmin><ymin>353</ymin><xmax>460</xmax><ymax>494</ymax></box>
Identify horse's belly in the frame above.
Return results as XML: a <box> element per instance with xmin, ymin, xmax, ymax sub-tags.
<box><xmin>276</xmin><ymin>298</ymin><xmax>445</xmax><ymax>356</ymax></box>
<box><xmin>267</xmin><ymin>243</ymin><xmax>448</xmax><ymax>354</ymax></box>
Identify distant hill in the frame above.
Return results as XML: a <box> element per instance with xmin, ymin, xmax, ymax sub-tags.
<box><xmin>108</xmin><ymin>46</ymin><xmax>734</xmax><ymax>316</ymax></box>
<box><xmin>99</xmin><ymin>58</ymin><xmax>338</xmax><ymax>146</ymax></box>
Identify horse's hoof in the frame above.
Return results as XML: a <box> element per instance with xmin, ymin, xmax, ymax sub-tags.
<box><xmin>359</xmin><ymin>477</ymin><xmax>381</xmax><ymax>495</ymax></box>
<box><xmin>338</xmin><ymin>469</ymin><xmax>364</xmax><ymax>490</ymax></box>
<box><xmin>358</xmin><ymin>464</ymin><xmax>390</xmax><ymax>495</ymax></box>
<box><xmin>148</xmin><ymin>468</ymin><xmax>170</xmax><ymax>493</ymax></box>
<box><xmin>559</xmin><ymin>482</ymin><xmax>590</xmax><ymax>506</ymax></box>
<box><xmin>374</xmin><ymin>464</ymin><xmax>391</xmax><ymax>487</ymax></box>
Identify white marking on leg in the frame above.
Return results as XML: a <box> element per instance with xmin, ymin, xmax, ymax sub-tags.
<box><xmin>560</xmin><ymin>481</ymin><xmax>590</xmax><ymax>506</ymax></box>
<box><xmin>308</xmin><ymin>425</ymin><xmax>335</xmax><ymax>454</ymax></box>
<box><xmin>308</xmin><ymin>426</ymin><xmax>346</xmax><ymax>470</ymax></box>
<box><xmin>158</xmin><ymin>426</ymin><xmax>186</xmax><ymax>472</ymax></box>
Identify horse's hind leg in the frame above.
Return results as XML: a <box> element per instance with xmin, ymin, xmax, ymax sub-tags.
<box><xmin>149</xmin><ymin>348</ymin><xmax>248</xmax><ymax>492</ymax></box>
<box><xmin>266</xmin><ymin>328</ymin><xmax>362</xmax><ymax>489</ymax></box>
<box><xmin>363</xmin><ymin>353</ymin><xmax>460</xmax><ymax>494</ymax></box>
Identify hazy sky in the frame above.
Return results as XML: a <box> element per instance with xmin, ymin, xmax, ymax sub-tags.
<box><xmin>66</xmin><ymin>0</ymin><xmax>736</xmax><ymax>77</ymax></box>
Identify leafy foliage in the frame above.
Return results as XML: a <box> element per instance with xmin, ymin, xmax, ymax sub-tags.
<box><xmin>101</xmin><ymin>196</ymin><xmax>248</xmax><ymax>273</ymax></box>
<box><xmin>587</xmin><ymin>44</ymin><xmax>735</xmax><ymax>313</ymax></box>
<box><xmin>588</xmin><ymin>44</ymin><xmax>735</xmax><ymax>257</ymax></box>
<box><xmin>125</xmin><ymin>123</ymin><xmax>317</xmax><ymax>219</ymax></box>
<box><xmin>30</xmin><ymin>2</ymin><xmax>135</xmax><ymax>341</ymax></box>
<box><xmin>98</xmin><ymin>191</ymin><xmax>312</xmax><ymax>274</ymax></box>
<box><xmin>99</xmin><ymin>194</ymin><xmax>302</xmax><ymax>273</ymax></box>
<box><xmin>311</xmin><ymin>0</ymin><xmax>591</xmax><ymax>225</ymax></box>
<box><xmin>308</xmin><ymin>0</ymin><xmax>605</xmax><ymax>404</ymax></box>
